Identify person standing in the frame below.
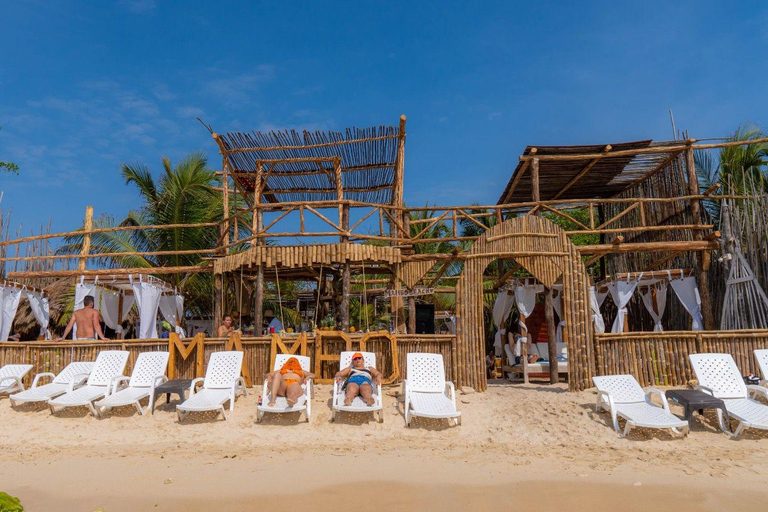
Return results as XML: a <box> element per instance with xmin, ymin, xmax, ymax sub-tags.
<box><xmin>56</xmin><ymin>295</ymin><xmax>109</xmax><ymax>341</ymax></box>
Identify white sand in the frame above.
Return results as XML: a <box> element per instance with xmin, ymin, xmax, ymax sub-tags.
<box><xmin>1</xmin><ymin>381</ymin><xmax>767</xmax><ymax>511</ymax></box>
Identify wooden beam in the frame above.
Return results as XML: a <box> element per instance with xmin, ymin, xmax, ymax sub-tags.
<box><xmin>8</xmin><ymin>264</ymin><xmax>211</xmax><ymax>279</ymax></box>
<box><xmin>78</xmin><ymin>205</ymin><xmax>94</xmax><ymax>272</ymax></box>
<box><xmin>391</xmin><ymin>115</ymin><xmax>407</xmax><ymax>207</ymax></box>
<box><xmin>531</xmin><ymin>156</ymin><xmax>540</xmax><ymax>204</ymax></box>
<box><xmin>222</xmin><ymin>134</ymin><xmax>400</xmax><ymax>153</ymax></box>
<box><xmin>551</xmin><ymin>145</ymin><xmax>611</xmax><ymax>200</ymax></box>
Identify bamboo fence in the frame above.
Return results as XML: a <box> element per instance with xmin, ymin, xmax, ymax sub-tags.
<box><xmin>0</xmin><ymin>333</ymin><xmax>457</xmax><ymax>388</ymax></box>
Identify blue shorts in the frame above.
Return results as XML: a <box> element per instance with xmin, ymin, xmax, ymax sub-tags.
<box><xmin>346</xmin><ymin>375</ymin><xmax>372</xmax><ymax>387</ymax></box>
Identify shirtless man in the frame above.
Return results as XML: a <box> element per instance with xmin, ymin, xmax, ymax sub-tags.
<box><xmin>56</xmin><ymin>295</ymin><xmax>109</xmax><ymax>341</ymax></box>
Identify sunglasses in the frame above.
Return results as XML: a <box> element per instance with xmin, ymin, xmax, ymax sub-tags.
<box><xmin>352</xmin><ymin>357</ymin><xmax>363</xmax><ymax>360</ymax></box>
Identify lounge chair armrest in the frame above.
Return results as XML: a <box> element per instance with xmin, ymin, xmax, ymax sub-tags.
<box><xmin>109</xmin><ymin>375</ymin><xmax>130</xmax><ymax>395</ymax></box>
<box><xmin>596</xmin><ymin>389</ymin><xmax>615</xmax><ymax>412</ymax></box>
<box><xmin>150</xmin><ymin>375</ymin><xmax>168</xmax><ymax>394</ymax></box>
<box><xmin>189</xmin><ymin>377</ymin><xmax>205</xmax><ymax>395</ymax></box>
<box><xmin>32</xmin><ymin>372</ymin><xmax>56</xmax><ymax>388</ymax></box>
<box><xmin>645</xmin><ymin>387</ymin><xmax>670</xmax><ymax>412</ymax></box>
<box><xmin>695</xmin><ymin>385</ymin><xmax>715</xmax><ymax>397</ymax></box>
<box><xmin>760</xmin><ymin>379</ymin><xmax>768</xmax><ymax>388</ymax></box>
<box><xmin>1</xmin><ymin>376</ymin><xmax>23</xmax><ymax>389</ymax></box>
<box><xmin>445</xmin><ymin>381</ymin><xmax>457</xmax><ymax>405</ymax></box>
<box><xmin>68</xmin><ymin>374</ymin><xmax>90</xmax><ymax>392</ymax></box>
<box><xmin>746</xmin><ymin>385</ymin><xmax>768</xmax><ymax>400</ymax></box>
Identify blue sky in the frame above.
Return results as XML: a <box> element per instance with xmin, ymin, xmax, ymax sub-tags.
<box><xmin>1</xmin><ymin>1</ymin><xmax>766</xmax><ymax>235</ymax></box>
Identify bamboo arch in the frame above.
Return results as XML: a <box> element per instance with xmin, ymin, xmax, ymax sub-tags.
<box><xmin>455</xmin><ymin>216</ymin><xmax>595</xmax><ymax>392</ymax></box>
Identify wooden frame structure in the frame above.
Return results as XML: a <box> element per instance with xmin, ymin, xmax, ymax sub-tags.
<box><xmin>3</xmin><ymin>121</ymin><xmax>768</xmax><ymax>392</ymax></box>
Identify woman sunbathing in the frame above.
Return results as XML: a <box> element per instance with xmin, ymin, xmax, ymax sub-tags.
<box><xmin>334</xmin><ymin>352</ymin><xmax>382</xmax><ymax>406</ymax></box>
<box><xmin>265</xmin><ymin>357</ymin><xmax>314</xmax><ymax>407</ymax></box>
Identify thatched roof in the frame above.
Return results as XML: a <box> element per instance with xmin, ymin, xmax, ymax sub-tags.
<box><xmin>498</xmin><ymin>139</ymin><xmax>686</xmax><ymax>204</ymax></box>
<box><xmin>215</xmin><ymin>122</ymin><xmax>404</xmax><ymax>204</ymax></box>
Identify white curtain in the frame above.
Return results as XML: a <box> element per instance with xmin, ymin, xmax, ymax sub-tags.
<box><xmin>551</xmin><ymin>287</ymin><xmax>566</xmax><ymax>344</ymax></box>
<box><xmin>492</xmin><ymin>291</ymin><xmax>515</xmax><ymax>355</ymax></box>
<box><xmin>670</xmin><ymin>277</ymin><xmax>704</xmax><ymax>330</ymax></box>
<box><xmin>159</xmin><ymin>294</ymin><xmax>186</xmax><ymax>336</ymax></box>
<box><xmin>27</xmin><ymin>291</ymin><xmax>51</xmax><ymax>339</ymax></box>
<box><xmin>640</xmin><ymin>283</ymin><xmax>668</xmax><ymax>332</ymax></box>
<box><xmin>608</xmin><ymin>280</ymin><xmax>639</xmax><ymax>333</ymax></box>
<box><xmin>514</xmin><ymin>282</ymin><xmax>542</xmax><ymax>336</ymax></box>
<box><xmin>74</xmin><ymin>281</ymin><xmax>99</xmax><ymax>339</ymax></box>
<box><xmin>0</xmin><ymin>285</ymin><xmax>23</xmax><ymax>341</ymax></box>
<box><xmin>589</xmin><ymin>286</ymin><xmax>607</xmax><ymax>334</ymax></box>
<box><xmin>99</xmin><ymin>288</ymin><xmax>121</xmax><ymax>331</ymax></box>
<box><xmin>131</xmin><ymin>281</ymin><xmax>162</xmax><ymax>339</ymax></box>
<box><xmin>445</xmin><ymin>314</ymin><xmax>456</xmax><ymax>334</ymax></box>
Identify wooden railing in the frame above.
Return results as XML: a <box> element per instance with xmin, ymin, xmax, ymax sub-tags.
<box><xmin>0</xmin><ymin>333</ymin><xmax>457</xmax><ymax>388</ymax></box>
<box><xmin>595</xmin><ymin>330</ymin><xmax>768</xmax><ymax>387</ymax></box>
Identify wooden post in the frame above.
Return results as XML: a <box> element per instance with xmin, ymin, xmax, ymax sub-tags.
<box><xmin>389</xmin><ymin>115</ymin><xmax>407</xmax><ymax>334</ymax></box>
<box><xmin>530</xmin><ymin>157</ymin><xmax>540</xmax><ymax>206</ymax></box>
<box><xmin>408</xmin><ymin>296</ymin><xmax>417</xmax><ymax>334</ymax></box>
<box><xmin>340</xmin><ymin>203</ymin><xmax>351</xmax><ymax>332</ymax></box>
<box><xmin>78</xmin><ymin>206</ymin><xmax>94</xmax><ymax>272</ymax></box>
<box><xmin>392</xmin><ymin>115</ymin><xmax>406</xmax><ymax>209</ymax></box>
<box><xmin>545</xmin><ymin>287</ymin><xmax>558</xmax><ymax>384</ymax></box>
<box><xmin>685</xmin><ymin>147</ymin><xmax>715</xmax><ymax>330</ymax></box>
<box><xmin>213</xmin><ymin>273</ymin><xmax>223</xmax><ymax>335</ymax></box>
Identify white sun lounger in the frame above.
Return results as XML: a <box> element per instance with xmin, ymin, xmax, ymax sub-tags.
<box><xmin>94</xmin><ymin>352</ymin><xmax>169</xmax><ymax>417</ymax></box>
<box><xmin>754</xmin><ymin>349</ymin><xmax>768</xmax><ymax>389</ymax></box>
<box><xmin>256</xmin><ymin>354</ymin><xmax>312</xmax><ymax>423</ymax></box>
<box><xmin>177</xmin><ymin>351</ymin><xmax>246</xmax><ymax>422</ymax></box>
<box><xmin>9</xmin><ymin>362</ymin><xmax>95</xmax><ymax>406</ymax></box>
<box><xmin>331</xmin><ymin>351</ymin><xmax>383</xmax><ymax>423</ymax></box>
<box><xmin>402</xmin><ymin>353</ymin><xmax>461</xmax><ymax>427</ymax></box>
<box><xmin>0</xmin><ymin>364</ymin><xmax>34</xmax><ymax>396</ymax></box>
<box><xmin>48</xmin><ymin>351</ymin><xmax>129</xmax><ymax>417</ymax></box>
<box><xmin>689</xmin><ymin>353</ymin><xmax>768</xmax><ymax>437</ymax></box>
<box><xmin>592</xmin><ymin>375</ymin><xmax>689</xmax><ymax>438</ymax></box>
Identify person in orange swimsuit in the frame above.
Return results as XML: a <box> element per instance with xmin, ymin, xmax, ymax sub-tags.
<box><xmin>265</xmin><ymin>357</ymin><xmax>315</xmax><ymax>407</ymax></box>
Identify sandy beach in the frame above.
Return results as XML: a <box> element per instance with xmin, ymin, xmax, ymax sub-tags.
<box><xmin>2</xmin><ymin>382</ymin><xmax>767</xmax><ymax>511</ymax></box>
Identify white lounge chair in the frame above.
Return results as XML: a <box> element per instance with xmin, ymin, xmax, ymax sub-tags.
<box><xmin>256</xmin><ymin>354</ymin><xmax>312</xmax><ymax>423</ymax></box>
<box><xmin>94</xmin><ymin>352</ymin><xmax>169</xmax><ymax>417</ymax></box>
<box><xmin>48</xmin><ymin>351</ymin><xmax>129</xmax><ymax>417</ymax></box>
<box><xmin>331</xmin><ymin>351</ymin><xmax>383</xmax><ymax>423</ymax></box>
<box><xmin>402</xmin><ymin>353</ymin><xmax>461</xmax><ymax>427</ymax></box>
<box><xmin>177</xmin><ymin>351</ymin><xmax>246</xmax><ymax>422</ymax></box>
<box><xmin>0</xmin><ymin>364</ymin><xmax>33</xmax><ymax>396</ymax></box>
<box><xmin>9</xmin><ymin>362</ymin><xmax>95</xmax><ymax>406</ymax></box>
<box><xmin>689</xmin><ymin>353</ymin><xmax>768</xmax><ymax>437</ymax></box>
<box><xmin>754</xmin><ymin>349</ymin><xmax>768</xmax><ymax>388</ymax></box>
<box><xmin>592</xmin><ymin>375</ymin><xmax>689</xmax><ymax>438</ymax></box>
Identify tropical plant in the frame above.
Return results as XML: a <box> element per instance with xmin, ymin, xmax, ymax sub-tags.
<box><xmin>0</xmin><ymin>126</ymin><xmax>19</xmax><ymax>174</ymax></box>
<box><xmin>57</xmin><ymin>153</ymin><xmax>235</xmax><ymax>316</ymax></box>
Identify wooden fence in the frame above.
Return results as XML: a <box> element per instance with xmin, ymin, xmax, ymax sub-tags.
<box><xmin>0</xmin><ymin>333</ymin><xmax>457</xmax><ymax>388</ymax></box>
<box><xmin>595</xmin><ymin>330</ymin><xmax>768</xmax><ymax>387</ymax></box>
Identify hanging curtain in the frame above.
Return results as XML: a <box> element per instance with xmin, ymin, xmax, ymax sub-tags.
<box><xmin>174</xmin><ymin>294</ymin><xmax>185</xmax><ymax>336</ymax></box>
<box><xmin>669</xmin><ymin>276</ymin><xmax>704</xmax><ymax>330</ymax></box>
<box><xmin>0</xmin><ymin>285</ymin><xmax>23</xmax><ymax>341</ymax></box>
<box><xmin>445</xmin><ymin>314</ymin><xmax>456</xmax><ymax>334</ymax></box>
<box><xmin>131</xmin><ymin>281</ymin><xmax>162</xmax><ymax>339</ymax></box>
<box><xmin>27</xmin><ymin>291</ymin><xmax>51</xmax><ymax>340</ymax></box>
<box><xmin>608</xmin><ymin>279</ymin><xmax>639</xmax><ymax>333</ymax></box>
<box><xmin>99</xmin><ymin>288</ymin><xmax>121</xmax><ymax>332</ymax></box>
<box><xmin>492</xmin><ymin>291</ymin><xmax>515</xmax><ymax>355</ymax></box>
<box><xmin>640</xmin><ymin>283</ymin><xmax>668</xmax><ymax>332</ymax></box>
<box><xmin>159</xmin><ymin>294</ymin><xmax>186</xmax><ymax>336</ymax></box>
<box><xmin>514</xmin><ymin>281</ymin><xmax>542</xmax><ymax>337</ymax></box>
<box><xmin>551</xmin><ymin>287</ymin><xmax>566</xmax><ymax>344</ymax></box>
<box><xmin>589</xmin><ymin>286</ymin><xmax>607</xmax><ymax>334</ymax></box>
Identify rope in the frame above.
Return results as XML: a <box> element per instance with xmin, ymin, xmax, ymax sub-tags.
<box><xmin>362</xmin><ymin>261</ymin><xmax>370</xmax><ymax>331</ymax></box>
<box><xmin>275</xmin><ymin>267</ymin><xmax>285</xmax><ymax>330</ymax></box>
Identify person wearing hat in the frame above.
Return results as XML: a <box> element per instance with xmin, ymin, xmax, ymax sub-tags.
<box><xmin>334</xmin><ymin>352</ymin><xmax>382</xmax><ymax>407</ymax></box>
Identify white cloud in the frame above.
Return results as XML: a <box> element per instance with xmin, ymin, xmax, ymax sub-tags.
<box><xmin>177</xmin><ymin>106</ymin><xmax>205</xmax><ymax>118</ymax></box>
<box><xmin>120</xmin><ymin>0</ymin><xmax>156</xmax><ymax>14</ymax></box>
<box><xmin>206</xmin><ymin>65</ymin><xmax>276</xmax><ymax>106</ymax></box>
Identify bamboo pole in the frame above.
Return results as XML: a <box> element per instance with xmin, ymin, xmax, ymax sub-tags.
<box><xmin>686</xmin><ymin>147</ymin><xmax>715</xmax><ymax>330</ymax></box>
<box><xmin>78</xmin><ymin>206</ymin><xmax>94</xmax><ymax>272</ymax></box>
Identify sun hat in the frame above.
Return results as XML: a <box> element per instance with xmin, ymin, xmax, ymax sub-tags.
<box><xmin>351</xmin><ymin>352</ymin><xmax>363</xmax><ymax>360</ymax></box>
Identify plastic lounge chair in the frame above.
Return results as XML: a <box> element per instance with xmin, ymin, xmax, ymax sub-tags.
<box><xmin>402</xmin><ymin>353</ymin><xmax>461</xmax><ymax>427</ymax></box>
<box><xmin>0</xmin><ymin>364</ymin><xmax>34</xmax><ymax>396</ymax></box>
<box><xmin>331</xmin><ymin>351</ymin><xmax>383</xmax><ymax>423</ymax></box>
<box><xmin>754</xmin><ymin>349</ymin><xmax>768</xmax><ymax>388</ymax></box>
<box><xmin>256</xmin><ymin>354</ymin><xmax>312</xmax><ymax>423</ymax></box>
<box><xmin>9</xmin><ymin>362</ymin><xmax>95</xmax><ymax>406</ymax></box>
<box><xmin>592</xmin><ymin>375</ymin><xmax>689</xmax><ymax>438</ymax></box>
<box><xmin>176</xmin><ymin>351</ymin><xmax>246</xmax><ymax>422</ymax></box>
<box><xmin>47</xmin><ymin>351</ymin><xmax>129</xmax><ymax>417</ymax></box>
<box><xmin>94</xmin><ymin>352</ymin><xmax>169</xmax><ymax>417</ymax></box>
<box><xmin>689</xmin><ymin>353</ymin><xmax>768</xmax><ymax>437</ymax></box>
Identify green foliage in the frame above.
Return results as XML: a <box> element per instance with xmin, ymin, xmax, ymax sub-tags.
<box><xmin>0</xmin><ymin>492</ymin><xmax>23</xmax><ymax>512</ymax></box>
<box><xmin>0</xmin><ymin>127</ymin><xmax>19</xmax><ymax>175</ymax></box>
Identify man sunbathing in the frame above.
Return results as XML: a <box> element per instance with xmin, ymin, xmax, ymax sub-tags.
<box><xmin>335</xmin><ymin>352</ymin><xmax>382</xmax><ymax>406</ymax></box>
<box><xmin>265</xmin><ymin>357</ymin><xmax>314</xmax><ymax>407</ymax></box>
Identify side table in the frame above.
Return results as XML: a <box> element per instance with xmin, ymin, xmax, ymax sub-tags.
<box><xmin>666</xmin><ymin>389</ymin><xmax>732</xmax><ymax>433</ymax></box>
<box><xmin>151</xmin><ymin>379</ymin><xmax>193</xmax><ymax>414</ymax></box>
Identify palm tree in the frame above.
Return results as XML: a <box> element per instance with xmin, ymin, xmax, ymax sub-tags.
<box><xmin>58</xmin><ymin>153</ymin><xmax>231</xmax><ymax>316</ymax></box>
